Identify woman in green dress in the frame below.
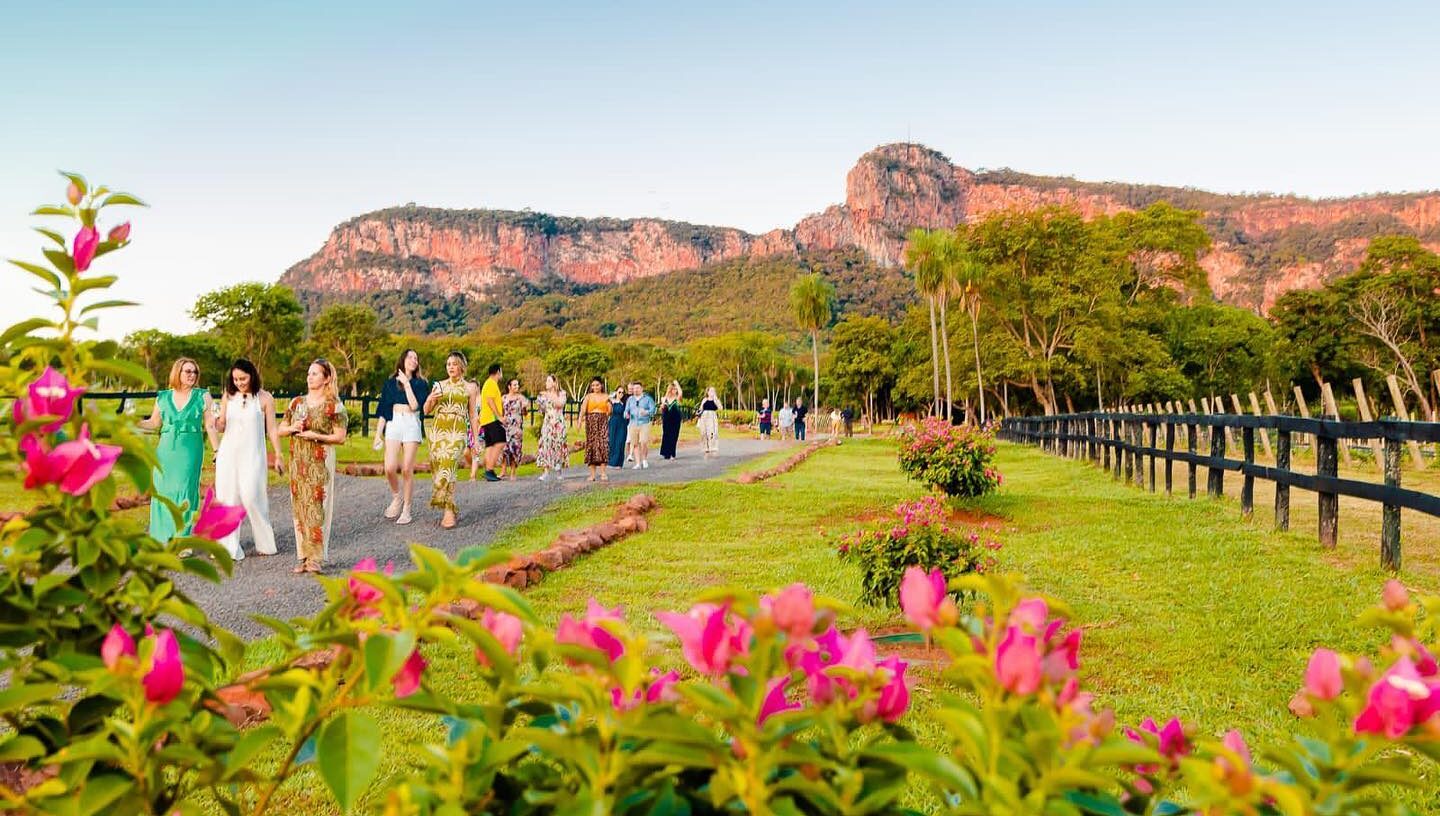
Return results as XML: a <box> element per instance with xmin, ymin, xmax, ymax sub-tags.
<box><xmin>423</xmin><ymin>351</ymin><xmax>478</xmax><ymax>530</ymax></box>
<box><xmin>139</xmin><ymin>357</ymin><xmax>218</xmax><ymax>541</ymax></box>
<box><xmin>277</xmin><ymin>359</ymin><xmax>348</xmax><ymax>574</ymax></box>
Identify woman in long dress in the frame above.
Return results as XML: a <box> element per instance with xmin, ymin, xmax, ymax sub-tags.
<box><xmin>372</xmin><ymin>349</ymin><xmax>430</xmax><ymax>526</ymax></box>
<box><xmin>277</xmin><ymin>359</ymin><xmax>347</xmax><ymax>574</ymax></box>
<box><xmin>423</xmin><ymin>351</ymin><xmax>478</xmax><ymax>530</ymax></box>
<box><xmin>535</xmin><ymin>375</ymin><xmax>568</xmax><ymax>481</ymax></box>
<box><xmin>696</xmin><ymin>386</ymin><xmax>722</xmax><ymax>458</ymax></box>
<box><xmin>606</xmin><ymin>386</ymin><xmax>628</xmax><ymax>469</ymax></box>
<box><xmin>140</xmin><ymin>357</ymin><xmax>217</xmax><ymax>542</ymax></box>
<box><xmin>500</xmin><ymin>378</ymin><xmax>529</xmax><ymax>481</ymax></box>
<box><xmin>580</xmin><ymin>377</ymin><xmax>611</xmax><ymax>482</ymax></box>
<box><xmin>659</xmin><ymin>380</ymin><xmax>683</xmax><ymax>460</ymax></box>
<box><xmin>213</xmin><ymin>358</ymin><xmax>284</xmax><ymax>562</ymax></box>
<box><xmin>778</xmin><ymin>403</ymin><xmax>795</xmax><ymax>440</ymax></box>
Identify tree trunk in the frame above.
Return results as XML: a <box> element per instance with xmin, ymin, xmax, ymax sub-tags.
<box><xmin>939</xmin><ymin>297</ymin><xmax>953</xmax><ymax>421</ymax></box>
<box><xmin>927</xmin><ymin>297</ymin><xmax>940</xmax><ymax>416</ymax></box>
<box><xmin>810</xmin><ymin>329</ymin><xmax>821</xmax><ymax>411</ymax></box>
<box><xmin>970</xmin><ymin>305</ymin><xmax>985</xmax><ymax>424</ymax></box>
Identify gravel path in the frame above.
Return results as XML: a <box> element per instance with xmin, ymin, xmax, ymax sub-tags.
<box><xmin>182</xmin><ymin>437</ymin><xmax>785</xmax><ymax>639</ymax></box>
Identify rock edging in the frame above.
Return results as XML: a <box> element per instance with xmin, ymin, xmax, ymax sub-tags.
<box><xmin>735</xmin><ymin>438</ymin><xmax>841</xmax><ymax>484</ymax></box>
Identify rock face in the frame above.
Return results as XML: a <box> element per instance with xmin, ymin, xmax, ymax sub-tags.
<box><xmin>281</xmin><ymin>144</ymin><xmax>1440</xmax><ymax>313</ymax></box>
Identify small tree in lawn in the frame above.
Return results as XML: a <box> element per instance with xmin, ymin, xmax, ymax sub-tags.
<box><xmin>789</xmin><ymin>272</ymin><xmax>834</xmax><ymax>412</ymax></box>
<box><xmin>308</xmin><ymin>303</ymin><xmax>389</xmax><ymax>396</ymax></box>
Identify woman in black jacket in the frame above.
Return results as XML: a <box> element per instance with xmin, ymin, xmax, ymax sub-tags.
<box><xmin>371</xmin><ymin>349</ymin><xmax>431</xmax><ymax>525</ymax></box>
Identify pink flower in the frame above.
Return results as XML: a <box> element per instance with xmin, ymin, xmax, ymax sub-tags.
<box><xmin>899</xmin><ymin>566</ymin><xmax>957</xmax><ymax>631</ymax></box>
<box><xmin>1304</xmin><ymin>648</ymin><xmax>1343</xmax><ymax>701</ymax></box>
<box><xmin>22</xmin><ymin>424</ymin><xmax>122</xmax><ymax>496</ymax></box>
<box><xmin>73</xmin><ymin>226</ymin><xmax>99</xmax><ymax>273</ymax></box>
<box><xmin>758</xmin><ymin>676</ymin><xmax>802</xmax><ymax>724</ymax></box>
<box><xmin>658</xmin><ymin>603</ymin><xmax>751</xmax><ymax>676</ymax></box>
<box><xmin>191</xmin><ymin>488</ymin><xmax>246</xmax><ymax>541</ymax></box>
<box><xmin>107</xmin><ymin>222</ymin><xmax>131</xmax><ymax>243</ymax></box>
<box><xmin>1353</xmin><ymin>657</ymin><xmax>1440</xmax><ymax>739</ymax></box>
<box><xmin>101</xmin><ymin>624</ymin><xmax>135</xmax><ymax>670</ymax></box>
<box><xmin>1125</xmin><ymin>717</ymin><xmax>1189</xmax><ymax>761</ymax></box>
<box><xmin>1221</xmin><ymin>729</ymin><xmax>1251</xmax><ymax>766</ymax></box>
<box><xmin>557</xmin><ymin>599</ymin><xmax>625</xmax><ymax>663</ymax></box>
<box><xmin>1041</xmin><ymin>628</ymin><xmax>1082</xmax><ymax>683</ymax></box>
<box><xmin>393</xmin><ymin>649</ymin><xmax>426</xmax><ymax>698</ymax></box>
<box><xmin>142</xmin><ymin>629</ymin><xmax>184</xmax><ymax>704</ymax></box>
<box><xmin>1008</xmin><ymin>598</ymin><xmax>1049</xmax><ymax>632</ymax></box>
<box><xmin>347</xmin><ymin>558</ymin><xmax>395</xmax><ymax>618</ymax></box>
<box><xmin>475</xmin><ymin>608</ymin><xmax>523</xmax><ymax>666</ymax></box>
<box><xmin>12</xmin><ymin>367</ymin><xmax>85</xmax><ymax>433</ymax></box>
<box><xmin>995</xmin><ymin>626</ymin><xmax>1044</xmax><ymax>695</ymax></box>
<box><xmin>763</xmin><ymin>583</ymin><xmax>815</xmax><ymax>639</ymax></box>
<box><xmin>612</xmin><ymin>669</ymin><xmax>681</xmax><ymax>711</ymax></box>
<box><xmin>876</xmin><ymin>657</ymin><xmax>910</xmax><ymax>723</ymax></box>
<box><xmin>1382</xmin><ymin>580</ymin><xmax>1410</xmax><ymax>612</ymax></box>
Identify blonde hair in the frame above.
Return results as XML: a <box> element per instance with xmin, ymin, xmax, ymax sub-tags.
<box><xmin>310</xmin><ymin>358</ymin><xmax>339</xmax><ymax>401</ymax></box>
<box><xmin>167</xmin><ymin>357</ymin><xmax>200</xmax><ymax>389</ymax></box>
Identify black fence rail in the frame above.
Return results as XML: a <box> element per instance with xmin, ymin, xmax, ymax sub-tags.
<box><xmin>999</xmin><ymin>412</ymin><xmax>1440</xmax><ymax>570</ymax></box>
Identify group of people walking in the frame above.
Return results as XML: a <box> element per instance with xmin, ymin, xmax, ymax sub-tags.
<box><xmin>139</xmin><ymin>351</ymin><xmax>758</xmax><ymax>575</ymax></box>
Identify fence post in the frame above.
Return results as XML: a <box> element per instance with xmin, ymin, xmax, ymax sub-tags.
<box><xmin>1112</xmin><ymin>418</ymin><xmax>1123</xmax><ymax>480</ymax></box>
<box><xmin>1123</xmin><ymin>418</ymin><xmax>1133</xmax><ymax>483</ymax></box>
<box><xmin>1187</xmin><ymin>421</ymin><xmax>1197</xmax><ymax>499</ymax></box>
<box><xmin>1164</xmin><ymin>420</ymin><xmax>1175</xmax><ymax>496</ymax></box>
<box><xmin>1275</xmin><ymin>429</ymin><xmax>1291</xmax><ymax>531</ymax></box>
<box><xmin>1321</xmin><ymin>382</ymin><xmax>1354</xmax><ymax>467</ymax></box>
<box><xmin>1382</xmin><ymin>436</ymin><xmax>1402</xmax><ymax>571</ymax></box>
<box><xmin>1207</xmin><ymin>419</ymin><xmax>1225</xmax><ymax>498</ymax></box>
<box><xmin>1317</xmin><ymin>431</ymin><xmax>1338</xmax><ymax>549</ymax></box>
<box><xmin>1384</xmin><ymin>374</ymin><xmax>1427</xmax><ymax>468</ymax></box>
<box><xmin>1248</xmin><ymin>392</ymin><xmax>1273</xmax><ymax>459</ymax></box>
<box><xmin>1292</xmin><ymin>385</ymin><xmax>1312</xmax><ymax>453</ymax></box>
<box><xmin>1241</xmin><ymin>425</ymin><xmax>1255</xmax><ymax>519</ymax></box>
<box><xmin>1352</xmin><ymin>379</ymin><xmax>1384</xmax><ymax>467</ymax></box>
<box><xmin>1133</xmin><ymin>419</ymin><xmax>1145</xmax><ymax>489</ymax></box>
<box><xmin>1147</xmin><ymin>419</ymin><xmax>1157</xmax><ymax>493</ymax></box>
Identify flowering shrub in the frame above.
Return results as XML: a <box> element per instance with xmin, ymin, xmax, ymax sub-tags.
<box><xmin>836</xmin><ymin>495</ymin><xmax>999</xmax><ymax>607</ymax></box>
<box><xmin>897</xmin><ymin>417</ymin><xmax>1002</xmax><ymax>497</ymax></box>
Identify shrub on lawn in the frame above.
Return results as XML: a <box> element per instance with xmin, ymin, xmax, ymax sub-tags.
<box><xmin>836</xmin><ymin>495</ymin><xmax>999</xmax><ymax>607</ymax></box>
<box><xmin>897</xmin><ymin>417</ymin><xmax>1002</xmax><ymax>497</ymax></box>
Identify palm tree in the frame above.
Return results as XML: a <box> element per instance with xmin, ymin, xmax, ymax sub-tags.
<box><xmin>905</xmin><ymin>228</ymin><xmax>945</xmax><ymax>417</ymax></box>
<box><xmin>789</xmin><ymin>273</ymin><xmax>835</xmax><ymax>411</ymax></box>
<box><xmin>950</xmin><ymin>232</ymin><xmax>988</xmax><ymax>424</ymax></box>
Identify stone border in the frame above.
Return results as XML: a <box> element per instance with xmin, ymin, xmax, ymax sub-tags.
<box><xmin>735</xmin><ymin>437</ymin><xmax>841</xmax><ymax>484</ymax></box>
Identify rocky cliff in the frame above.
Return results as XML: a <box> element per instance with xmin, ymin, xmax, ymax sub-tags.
<box><xmin>281</xmin><ymin>144</ymin><xmax>1440</xmax><ymax>313</ymax></box>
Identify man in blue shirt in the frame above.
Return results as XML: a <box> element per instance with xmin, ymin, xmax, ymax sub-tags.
<box><xmin>624</xmin><ymin>381</ymin><xmax>657</xmax><ymax>469</ymax></box>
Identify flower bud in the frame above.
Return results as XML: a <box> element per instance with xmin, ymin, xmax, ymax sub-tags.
<box><xmin>108</xmin><ymin>222</ymin><xmax>131</xmax><ymax>243</ymax></box>
<box><xmin>66</xmin><ymin>182</ymin><xmax>82</xmax><ymax>206</ymax></box>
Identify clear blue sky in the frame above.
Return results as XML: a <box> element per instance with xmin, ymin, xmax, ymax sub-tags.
<box><xmin>3</xmin><ymin>0</ymin><xmax>1438</xmax><ymax>337</ymax></box>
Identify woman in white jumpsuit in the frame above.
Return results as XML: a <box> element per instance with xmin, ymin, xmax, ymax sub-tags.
<box><xmin>213</xmin><ymin>359</ymin><xmax>284</xmax><ymax>562</ymax></box>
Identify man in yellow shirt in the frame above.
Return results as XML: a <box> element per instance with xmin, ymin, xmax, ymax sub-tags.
<box><xmin>478</xmin><ymin>363</ymin><xmax>506</xmax><ymax>482</ymax></box>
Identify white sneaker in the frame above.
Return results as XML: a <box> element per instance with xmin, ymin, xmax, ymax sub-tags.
<box><xmin>641</xmin><ymin>460</ymin><xmax>650</xmax><ymax>469</ymax></box>
<box><xmin>383</xmin><ymin>495</ymin><xmax>401</xmax><ymax>519</ymax></box>
<box><xmin>626</xmin><ymin>454</ymin><xmax>634</xmax><ymax>462</ymax></box>
<box><xmin>396</xmin><ymin>507</ymin><xmax>412</xmax><ymax>525</ymax></box>
<box><xmin>631</xmin><ymin>462</ymin><xmax>641</xmax><ymax>469</ymax></box>
<box><xmin>539</xmin><ymin>472</ymin><xmax>548</xmax><ymax>482</ymax></box>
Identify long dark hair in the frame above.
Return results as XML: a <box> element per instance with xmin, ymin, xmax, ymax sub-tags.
<box><xmin>394</xmin><ymin>348</ymin><xmax>424</xmax><ymax>380</ymax></box>
<box><xmin>224</xmin><ymin>358</ymin><xmax>262</xmax><ymax>396</ymax></box>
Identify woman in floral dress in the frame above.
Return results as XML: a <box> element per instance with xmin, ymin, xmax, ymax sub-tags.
<box><xmin>423</xmin><ymin>351</ymin><xmax>478</xmax><ymax>529</ymax></box>
<box><xmin>278</xmin><ymin>359</ymin><xmax>348</xmax><ymax>574</ymax></box>
<box><xmin>500</xmin><ymin>378</ymin><xmax>529</xmax><ymax>481</ymax></box>
<box><xmin>535</xmin><ymin>374</ymin><xmax>568</xmax><ymax>481</ymax></box>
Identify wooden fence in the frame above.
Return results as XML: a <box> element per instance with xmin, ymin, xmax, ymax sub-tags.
<box><xmin>999</xmin><ymin>411</ymin><xmax>1440</xmax><ymax>570</ymax></box>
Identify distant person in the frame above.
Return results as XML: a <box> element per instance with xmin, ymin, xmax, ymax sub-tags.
<box><xmin>842</xmin><ymin>406</ymin><xmax>854</xmax><ymax>438</ymax></box>
<box><xmin>757</xmin><ymin>398</ymin><xmax>773</xmax><ymax>439</ymax></box>
<box><xmin>606</xmin><ymin>386</ymin><xmax>628</xmax><ymax>469</ymax></box>
<box><xmin>536</xmin><ymin>374</ymin><xmax>569</xmax><ymax>481</ymax></box>
<box><xmin>696</xmin><ymin>386</ymin><xmax>722</xmax><ymax>458</ymax></box>
<box><xmin>829</xmin><ymin>407</ymin><xmax>842</xmax><ymax>439</ymax></box>
<box><xmin>423</xmin><ymin>351</ymin><xmax>477</xmax><ymax>529</ymax></box>
<box><xmin>581</xmin><ymin>377</ymin><xmax>612</xmax><ymax>482</ymax></box>
<box><xmin>778</xmin><ymin>402</ymin><xmax>794</xmax><ymax>440</ymax></box>
<box><xmin>625</xmin><ymin>381</ymin><xmax>657</xmax><ymax>469</ymax></box>
<box><xmin>477</xmin><ymin>363</ymin><xmax>506</xmax><ymax>482</ymax></box>
<box><xmin>213</xmin><ymin>358</ymin><xmax>283</xmax><ymax>561</ymax></box>
<box><xmin>278</xmin><ymin>358</ymin><xmax>347</xmax><ymax>574</ymax></box>
<box><xmin>793</xmin><ymin>398</ymin><xmax>808</xmax><ymax>441</ymax></box>
<box><xmin>659</xmin><ymin>380</ymin><xmax>683</xmax><ymax>460</ymax></box>
<box><xmin>500</xmin><ymin>378</ymin><xmax>529</xmax><ymax>481</ymax></box>
<box><xmin>139</xmin><ymin>357</ymin><xmax>217</xmax><ymax>542</ymax></box>
<box><xmin>372</xmin><ymin>348</ymin><xmax>430</xmax><ymax>525</ymax></box>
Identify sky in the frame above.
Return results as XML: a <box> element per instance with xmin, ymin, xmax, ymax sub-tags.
<box><xmin>3</xmin><ymin>0</ymin><xmax>1439</xmax><ymax>338</ymax></box>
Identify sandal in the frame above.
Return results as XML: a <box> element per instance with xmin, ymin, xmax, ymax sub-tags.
<box><xmin>292</xmin><ymin>561</ymin><xmax>309</xmax><ymax>574</ymax></box>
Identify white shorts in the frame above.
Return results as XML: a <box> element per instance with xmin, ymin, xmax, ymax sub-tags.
<box><xmin>386</xmin><ymin>412</ymin><xmax>423</xmax><ymax>444</ymax></box>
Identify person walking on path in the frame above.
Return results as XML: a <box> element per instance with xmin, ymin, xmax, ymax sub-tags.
<box><xmin>477</xmin><ymin>363</ymin><xmax>507</xmax><ymax>482</ymax></box>
<box><xmin>372</xmin><ymin>348</ymin><xmax>430</xmax><ymax>526</ymax></box>
<box><xmin>829</xmin><ymin>407</ymin><xmax>842</xmax><ymax>439</ymax></box>
<box><xmin>793</xmin><ymin>398</ymin><xmax>808</xmax><ymax>441</ymax></box>
<box><xmin>581</xmin><ymin>377</ymin><xmax>612</xmax><ymax>482</ymax></box>
<box><xmin>278</xmin><ymin>359</ymin><xmax>347</xmax><ymax>574</ymax></box>
<box><xmin>606</xmin><ymin>386</ymin><xmax>628</xmax><ymax>469</ymax></box>
<box><xmin>624</xmin><ymin>381</ymin><xmax>657</xmax><ymax>469</ymax></box>
<box><xmin>659</xmin><ymin>380</ymin><xmax>683</xmax><ymax>460</ymax></box>
<box><xmin>535</xmin><ymin>375</ymin><xmax>569</xmax><ymax>481</ymax></box>
<box><xmin>500</xmin><ymin>378</ymin><xmax>528</xmax><ymax>481</ymax></box>
<box><xmin>424</xmin><ymin>351</ymin><xmax>478</xmax><ymax>529</ymax></box>
<box><xmin>140</xmin><ymin>357</ymin><xmax>217</xmax><ymax>542</ymax></box>
<box><xmin>842</xmin><ymin>407</ymin><xmax>854</xmax><ymax>438</ymax></box>
<box><xmin>696</xmin><ymin>386</ymin><xmax>722</xmax><ymax>458</ymax></box>
<box><xmin>213</xmin><ymin>358</ymin><xmax>283</xmax><ymax>561</ymax></box>
<box><xmin>757</xmin><ymin>398</ymin><xmax>773</xmax><ymax>440</ymax></box>
<box><xmin>777</xmin><ymin>402</ymin><xmax>794</xmax><ymax>441</ymax></box>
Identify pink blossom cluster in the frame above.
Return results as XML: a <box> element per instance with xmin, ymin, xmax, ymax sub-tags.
<box><xmin>101</xmin><ymin>624</ymin><xmax>185</xmax><ymax>705</ymax></box>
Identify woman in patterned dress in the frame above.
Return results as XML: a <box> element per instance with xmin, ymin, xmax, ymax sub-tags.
<box><xmin>535</xmin><ymin>374</ymin><xmax>568</xmax><ymax>481</ymax></box>
<box><xmin>277</xmin><ymin>359</ymin><xmax>347</xmax><ymax>574</ymax></box>
<box><xmin>580</xmin><ymin>377</ymin><xmax>611</xmax><ymax>482</ymax></box>
<box><xmin>500</xmin><ymin>378</ymin><xmax>529</xmax><ymax>481</ymax></box>
<box><xmin>423</xmin><ymin>351</ymin><xmax>478</xmax><ymax>529</ymax></box>
<box><xmin>696</xmin><ymin>386</ymin><xmax>723</xmax><ymax>458</ymax></box>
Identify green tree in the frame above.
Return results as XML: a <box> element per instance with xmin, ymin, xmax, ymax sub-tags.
<box><xmin>308</xmin><ymin>303</ymin><xmax>390</xmax><ymax>396</ymax></box>
<box><xmin>544</xmin><ymin>339</ymin><xmax>612</xmax><ymax>398</ymax></box>
<box><xmin>905</xmin><ymin>228</ymin><xmax>947</xmax><ymax>417</ymax></box>
<box><xmin>949</xmin><ymin>233</ymin><xmax>988</xmax><ymax>423</ymax></box>
<box><xmin>830</xmin><ymin>316</ymin><xmax>897</xmax><ymax>427</ymax></box>
<box><xmin>190</xmin><ymin>282</ymin><xmax>304</xmax><ymax>379</ymax></box>
<box><xmin>789</xmin><ymin>273</ymin><xmax>835</xmax><ymax>410</ymax></box>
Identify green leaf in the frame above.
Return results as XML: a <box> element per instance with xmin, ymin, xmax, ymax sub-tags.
<box><xmin>223</xmin><ymin>724</ymin><xmax>281</xmax><ymax>778</ymax></box>
<box><xmin>31</xmin><ymin>205</ymin><xmax>74</xmax><ymax>217</ymax></box>
<box><xmin>861</xmin><ymin>742</ymin><xmax>977</xmax><ymax>797</ymax></box>
<box><xmin>79</xmin><ymin>299</ymin><xmax>137</xmax><ymax>316</ymax></box>
<box><xmin>0</xmin><ymin>683</ymin><xmax>60</xmax><ymax>714</ymax></box>
<box><xmin>73</xmin><ymin>275</ymin><xmax>118</xmax><ymax>295</ymax></box>
<box><xmin>8</xmin><ymin>260</ymin><xmax>62</xmax><ymax>290</ymax></box>
<box><xmin>58</xmin><ymin>170</ymin><xmax>88</xmax><ymax>196</ymax></box>
<box><xmin>43</xmin><ymin>248</ymin><xmax>75</xmax><ymax>275</ymax></box>
<box><xmin>0</xmin><ymin>317</ymin><xmax>54</xmax><ymax>346</ymax></box>
<box><xmin>116</xmin><ymin>451</ymin><xmax>154</xmax><ymax>492</ymax></box>
<box><xmin>316</xmin><ymin>711</ymin><xmax>382</xmax><ymax>813</ymax></box>
<box><xmin>1062</xmin><ymin>791</ymin><xmax>1129</xmax><ymax>816</ymax></box>
<box><xmin>99</xmin><ymin>192</ymin><xmax>146</xmax><ymax>208</ymax></box>
<box><xmin>34</xmin><ymin>227</ymin><xmax>67</xmax><ymax>247</ymax></box>
<box><xmin>88</xmin><ymin>358</ymin><xmax>153</xmax><ymax>385</ymax></box>
<box><xmin>0</xmin><ymin>734</ymin><xmax>47</xmax><ymax>762</ymax></box>
<box><xmin>76</xmin><ymin>772</ymin><xmax>132</xmax><ymax>816</ymax></box>
<box><xmin>362</xmin><ymin>631</ymin><xmax>416</xmax><ymax>694</ymax></box>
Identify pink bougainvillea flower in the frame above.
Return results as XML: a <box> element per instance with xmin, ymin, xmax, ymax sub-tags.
<box><xmin>836</xmin><ymin>627</ymin><xmax>877</xmax><ymax>674</ymax></box>
<box><xmin>474</xmin><ymin>608</ymin><xmax>523</xmax><ymax>666</ymax></box>
<box><xmin>1382</xmin><ymin>580</ymin><xmax>1410</xmax><ymax>612</ymax></box>
<box><xmin>107</xmin><ymin>222</ymin><xmax>131</xmax><ymax>243</ymax></box>
<box><xmin>346</xmin><ymin>557</ymin><xmax>395</xmax><ymax>618</ymax></box>
<box><xmin>557</xmin><ymin>598</ymin><xmax>626</xmax><ymax>663</ymax></box>
<box><xmin>798</xmin><ymin>626</ymin><xmax>843</xmax><ymax>702</ymax></box>
<box><xmin>1221</xmin><ymin>729</ymin><xmax>1251</xmax><ymax>766</ymax></box>
<box><xmin>995</xmin><ymin>626</ymin><xmax>1044</xmax><ymax>695</ymax></box>
<box><xmin>1126</xmin><ymin>716</ymin><xmax>1190</xmax><ymax>761</ymax></box>
<box><xmin>1304</xmin><ymin>648</ymin><xmax>1343</xmax><ymax>701</ymax></box>
<box><xmin>1353</xmin><ymin>657</ymin><xmax>1440</xmax><ymax>739</ymax></box>
<box><xmin>23</xmin><ymin>424</ymin><xmax>122</xmax><ymax>496</ymax></box>
<box><xmin>758</xmin><ymin>675</ymin><xmax>802</xmax><ymax>724</ymax></box>
<box><xmin>1041</xmin><ymin>628</ymin><xmax>1082</xmax><ymax>683</ymax></box>
<box><xmin>1008</xmin><ymin>598</ymin><xmax>1049</xmax><ymax>632</ymax></box>
<box><xmin>611</xmin><ymin>668</ymin><xmax>682</xmax><ymax>711</ymax></box>
<box><xmin>899</xmin><ymin>566</ymin><xmax>957</xmax><ymax>632</ymax></box>
<box><xmin>876</xmin><ymin>656</ymin><xmax>910</xmax><ymax>723</ymax></box>
<box><xmin>12</xmin><ymin>367</ymin><xmax>85</xmax><ymax>432</ymax></box>
<box><xmin>393</xmin><ymin>649</ymin><xmax>426</xmax><ymax>698</ymax></box>
<box><xmin>19</xmin><ymin>435</ymin><xmax>60</xmax><ymax>490</ymax></box>
<box><xmin>763</xmin><ymin>583</ymin><xmax>816</xmax><ymax>639</ymax></box>
<box><xmin>658</xmin><ymin>603</ymin><xmax>750</xmax><ymax>676</ymax></box>
<box><xmin>191</xmin><ymin>488</ymin><xmax>247</xmax><ymax>541</ymax></box>
<box><xmin>101</xmin><ymin>624</ymin><xmax>135</xmax><ymax>670</ymax></box>
<box><xmin>72</xmin><ymin>225</ymin><xmax>99</xmax><ymax>272</ymax></box>
<box><xmin>142</xmin><ymin>629</ymin><xmax>184</xmax><ymax>704</ymax></box>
